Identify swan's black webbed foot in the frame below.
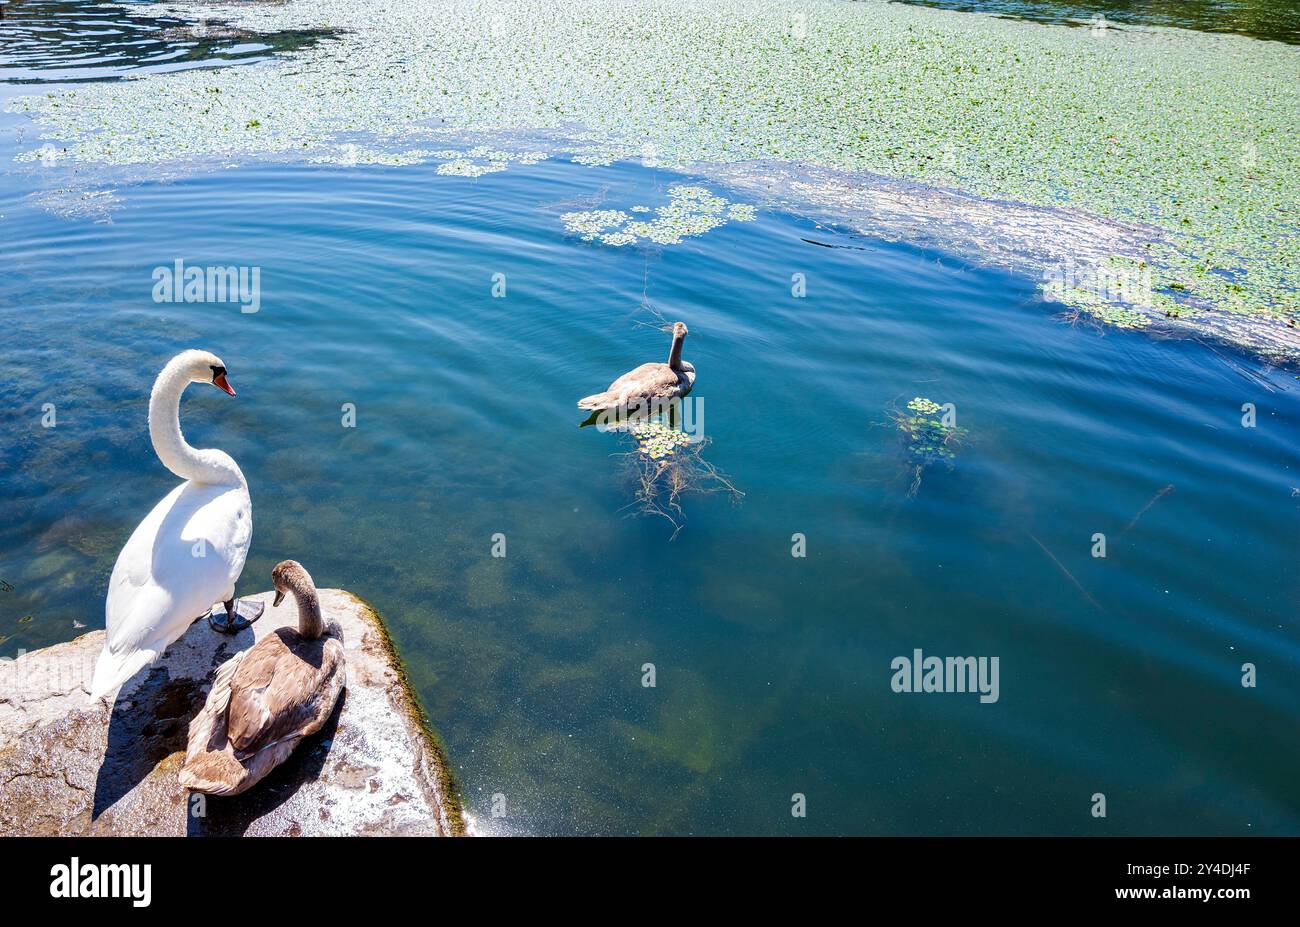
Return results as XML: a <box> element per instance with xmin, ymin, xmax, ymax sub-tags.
<box><xmin>209</xmin><ymin>597</ymin><xmax>264</xmax><ymax>634</ymax></box>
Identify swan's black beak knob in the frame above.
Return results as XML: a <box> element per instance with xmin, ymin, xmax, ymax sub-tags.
<box><xmin>211</xmin><ymin>366</ymin><xmax>236</xmax><ymax>396</ymax></box>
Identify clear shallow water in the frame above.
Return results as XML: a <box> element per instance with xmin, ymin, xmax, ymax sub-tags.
<box><xmin>2</xmin><ymin>4</ymin><xmax>1299</xmax><ymax>835</ymax></box>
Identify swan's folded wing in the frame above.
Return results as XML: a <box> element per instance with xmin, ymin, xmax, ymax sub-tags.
<box><xmin>96</xmin><ymin>572</ymin><xmax>189</xmax><ymax>697</ymax></box>
<box><xmin>186</xmin><ymin>650</ymin><xmax>244</xmax><ymax>756</ymax></box>
<box><xmin>105</xmin><ymin>481</ymin><xmax>250</xmax><ymax>653</ymax></box>
<box><xmin>149</xmin><ymin>482</ymin><xmax>251</xmax><ymax>600</ymax></box>
<box><xmin>227</xmin><ymin>632</ymin><xmax>345</xmax><ymax>756</ymax></box>
<box><xmin>178</xmin><ymin>651</ymin><xmax>249</xmax><ymax>795</ymax></box>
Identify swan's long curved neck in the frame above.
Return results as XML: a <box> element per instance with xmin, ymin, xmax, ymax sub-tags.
<box><xmin>668</xmin><ymin>331</ymin><xmax>685</xmax><ymax>371</ymax></box>
<box><xmin>290</xmin><ymin>584</ymin><xmax>324</xmax><ymax>639</ymax></box>
<box><xmin>149</xmin><ymin>359</ymin><xmax>241</xmax><ymax>486</ymax></box>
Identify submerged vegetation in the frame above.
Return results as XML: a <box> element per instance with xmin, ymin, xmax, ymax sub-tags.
<box><xmin>8</xmin><ymin>0</ymin><xmax>1297</xmax><ymax>358</ymax></box>
<box><xmin>890</xmin><ymin>397</ymin><xmax>969</xmax><ymax>496</ymax></box>
<box><xmin>605</xmin><ymin>415</ymin><xmax>743</xmax><ymax>539</ymax></box>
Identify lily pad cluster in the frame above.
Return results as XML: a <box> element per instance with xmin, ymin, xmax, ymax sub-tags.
<box><xmin>627</xmin><ymin>420</ymin><xmax>692</xmax><ymax>459</ymax></box>
<box><xmin>7</xmin><ymin>0</ymin><xmax>1298</xmax><ymax>357</ymax></box>
<box><xmin>897</xmin><ymin>397</ymin><xmax>965</xmax><ymax>464</ymax></box>
<box><xmin>570</xmin><ymin>146</ymin><xmax>638</xmax><ymax>167</ymax></box>
<box><xmin>433</xmin><ymin>146</ymin><xmax>548</xmax><ymax>176</ymax></box>
<box><xmin>562</xmin><ymin>185</ymin><xmax>756</xmax><ymax>246</ymax></box>
<box><xmin>308</xmin><ymin>145</ymin><xmax>441</xmax><ymax>166</ymax></box>
<box><xmin>305</xmin><ymin>143</ymin><xmax>547</xmax><ymax>173</ymax></box>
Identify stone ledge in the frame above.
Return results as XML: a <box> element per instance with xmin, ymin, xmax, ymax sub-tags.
<box><xmin>0</xmin><ymin>589</ymin><xmax>464</xmax><ymax>836</ymax></box>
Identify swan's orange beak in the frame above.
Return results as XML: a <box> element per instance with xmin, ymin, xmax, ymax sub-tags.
<box><xmin>213</xmin><ymin>372</ymin><xmax>236</xmax><ymax>396</ymax></box>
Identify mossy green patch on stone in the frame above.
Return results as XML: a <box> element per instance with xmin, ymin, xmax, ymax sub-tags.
<box><xmin>345</xmin><ymin>591</ymin><xmax>468</xmax><ymax>835</ymax></box>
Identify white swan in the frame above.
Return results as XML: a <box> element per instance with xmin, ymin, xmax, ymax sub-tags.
<box><xmin>90</xmin><ymin>350</ymin><xmax>263</xmax><ymax>700</ymax></box>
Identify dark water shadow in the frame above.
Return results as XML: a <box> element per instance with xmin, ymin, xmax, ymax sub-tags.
<box><xmin>0</xmin><ymin>0</ymin><xmax>342</xmax><ymax>85</ymax></box>
<box><xmin>185</xmin><ymin>690</ymin><xmax>347</xmax><ymax>837</ymax></box>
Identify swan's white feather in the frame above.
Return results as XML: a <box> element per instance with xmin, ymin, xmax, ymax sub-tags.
<box><xmin>92</xmin><ymin>478</ymin><xmax>252</xmax><ymax>699</ymax></box>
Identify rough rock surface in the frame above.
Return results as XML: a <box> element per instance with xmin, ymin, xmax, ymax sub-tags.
<box><xmin>0</xmin><ymin>589</ymin><xmax>462</xmax><ymax>836</ymax></box>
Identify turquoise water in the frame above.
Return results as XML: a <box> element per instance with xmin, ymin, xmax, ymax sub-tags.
<box><xmin>2</xmin><ymin>2</ymin><xmax>1299</xmax><ymax>835</ymax></box>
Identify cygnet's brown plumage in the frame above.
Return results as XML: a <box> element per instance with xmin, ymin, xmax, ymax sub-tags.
<box><xmin>577</xmin><ymin>321</ymin><xmax>696</xmax><ymax>411</ymax></box>
<box><xmin>178</xmin><ymin>560</ymin><xmax>346</xmax><ymax>796</ymax></box>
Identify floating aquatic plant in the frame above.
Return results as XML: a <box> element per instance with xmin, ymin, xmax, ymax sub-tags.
<box><xmin>571</xmin><ymin>148</ymin><xmax>634</xmax><ymax>167</ymax></box>
<box><xmin>897</xmin><ymin>397</ymin><xmax>965</xmax><ymax>463</ymax></box>
<box><xmin>560</xmin><ymin>209</ymin><xmax>633</xmax><ymax>238</ymax></box>
<box><xmin>620</xmin><ymin>436</ymin><xmax>743</xmax><ymax>540</ymax></box>
<box><xmin>308</xmin><ymin>146</ymin><xmax>441</xmax><ymax>166</ymax></box>
<box><xmin>561</xmin><ymin>185</ymin><xmax>756</xmax><ymax>246</ymax></box>
<box><xmin>627</xmin><ymin>420</ymin><xmax>692</xmax><ymax>460</ymax></box>
<box><xmin>6</xmin><ymin>0</ymin><xmax>1297</xmax><ymax>357</ymax></box>
<box><xmin>890</xmin><ymin>397</ymin><xmax>968</xmax><ymax>496</ymax></box>
<box><xmin>599</xmin><ymin>412</ymin><xmax>742</xmax><ymax>539</ymax></box>
<box><xmin>303</xmin><ymin>144</ymin><xmax>548</xmax><ymax>172</ymax></box>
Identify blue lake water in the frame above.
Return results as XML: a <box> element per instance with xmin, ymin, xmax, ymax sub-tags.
<box><xmin>1</xmin><ymin>1</ymin><xmax>1298</xmax><ymax>835</ymax></box>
